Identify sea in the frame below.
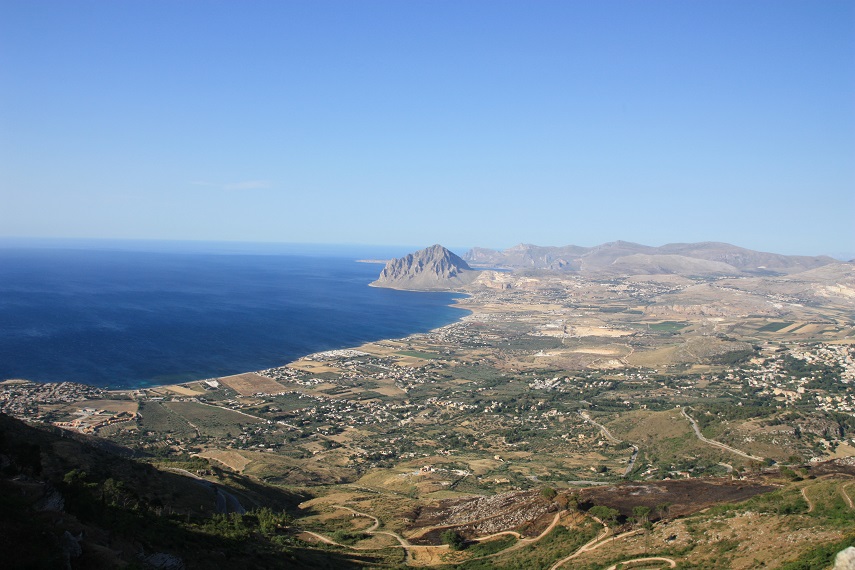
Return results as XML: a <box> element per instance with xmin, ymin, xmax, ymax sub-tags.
<box><xmin>0</xmin><ymin>240</ymin><xmax>468</xmax><ymax>389</ymax></box>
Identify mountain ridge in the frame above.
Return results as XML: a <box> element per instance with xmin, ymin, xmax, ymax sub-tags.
<box><xmin>463</xmin><ymin>241</ymin><xmax>840</xmax><ymax>277</ymax></box>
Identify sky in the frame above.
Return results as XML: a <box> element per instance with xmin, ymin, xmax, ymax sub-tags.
<box><xmin>1</xmin><ymin>1</ymin><xmax>853</xmax><ymax>258</ymax></box>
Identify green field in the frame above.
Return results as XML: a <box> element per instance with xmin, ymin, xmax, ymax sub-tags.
<box><xmin>137</xmin><ymin>401</ymin><xmax>197</xmax><ymax>437</ymax></box>
<box><xmin>648</xmin><ymin>321</ymin><xmax>689</xmax><ymax>332</ymax></box>
<box><xmin>397</xmin><ymin>350</ymin><xmax>442</xmax><ymax>359</ymax></box>
<box><xmin>163</xmin><ymin>401</ymin><xmax>263</xmax><ymax>437</ymax></box>
<box><xmin>757</xmin><ymin>321</ymin><xmax>795</xmax><ymax>332</ymax></box>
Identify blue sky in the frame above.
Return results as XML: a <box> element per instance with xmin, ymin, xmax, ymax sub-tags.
<box><xmin>1</xmin><ymin>1</ymin><xmax>853</xmax><ymax>257</ymax></box>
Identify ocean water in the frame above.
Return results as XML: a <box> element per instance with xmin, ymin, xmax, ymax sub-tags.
<box><xmin>0</xmin><ymin>243</ymin><xmax>467</xmax><ymax>389</ymax></box>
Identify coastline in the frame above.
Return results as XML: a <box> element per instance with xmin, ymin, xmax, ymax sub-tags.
<box><xmin>0</xmin><ymin>286</ymin><xmax>476</xmax><ymax>428</ymax></box>
<box><xmin>0</xmin><ymin>249</ymin><xmax>468</xmax><ymax>389</ymax></box>
<box><xmin>124</xmin><ymin>291</ymin><xmax>475</xmax><ymax>399</ymax></box>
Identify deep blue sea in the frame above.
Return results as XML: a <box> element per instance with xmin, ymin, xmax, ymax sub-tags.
<box><xmin>0</xmin><ymin>242</ymin><xmax>467</xmax><ymax>389</ymax></box>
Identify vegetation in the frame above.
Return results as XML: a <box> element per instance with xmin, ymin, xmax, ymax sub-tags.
<box><xmin>778</xmin><ymin>535</ymin><xmax>855</xmax><ymax>570</ymax></box>
<box><xmin>441</xmin><ymin>529</ymin><xmax>466</xmax><ymax>550</ymax></box>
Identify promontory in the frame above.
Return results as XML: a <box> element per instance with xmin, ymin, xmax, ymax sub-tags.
<box><xmin>370</xmin><ymin>244</ymin><xmax>478</xmax><ymax>291</ymax></box>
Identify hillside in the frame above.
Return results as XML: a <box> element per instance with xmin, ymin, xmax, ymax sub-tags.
<box><xmin>0</xmin><ymin>413</ymin><xmax>370</xmax><ymax>570</ymax></box>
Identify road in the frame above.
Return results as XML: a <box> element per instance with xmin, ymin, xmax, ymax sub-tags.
<box><xmin>680</xmin><ymin>407</ymin><xmax>764</xmax><ymax>462</ymax></box>
<box><xmin>167</xmin><ymin>467</ymin><xmax>246</xmax><ymax>514</ymax></box>
<box><xmin>801</xmin><ymin>487</ymin><xmax>815</xmax><ymax>512</ymax></box>
<box><xmin>579</xmin><ymin>411</ymin><xmax>639</xmax><ymax>477</ymax></box>
<box><xmin>842</xmin><ymin>483</ymin><xmax>855</xmax><ymax>509</ymax></box>
<box><xmin>603</xmin><ymin>556</ymin><xmax>677</xmax><ymax>570</ymax></box>
<box><xmin>548</xmin><ymin>515</ymin><xmax>646</xmax><ymax>570</ymax></box>
<box><xmin>299</xmin><ymin>506</ymin><xmax>566</xmax><ymax>566</ymax></box>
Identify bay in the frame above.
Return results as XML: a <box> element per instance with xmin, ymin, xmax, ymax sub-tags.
<box><xmin>0</xmin><ymin>243</ymin><xmax>466</xmax><ymax>389</ymax></box>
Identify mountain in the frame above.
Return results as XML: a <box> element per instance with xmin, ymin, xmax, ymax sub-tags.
<box><xmin>371</xmin><ymin>244</ymin><xmax>478</xmax><ymax>290</ymax></box>
<box><xmin>0</xmin><ymin>412</ymin><xmax>347</xmax><ymax>569</ymax></box>
<box><xmin>463</xmin><ymin>241</ymin><xmax>839</xmax><ymax>277</ymax></box>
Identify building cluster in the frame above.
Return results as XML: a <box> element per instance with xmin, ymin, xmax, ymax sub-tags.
<box><xmin>0</xmin><ymin>381</ymin><xmax>104</xmax><ymax>420</ymax></box>
<box><xmin>721</xmin><ymin>343</ymin><xmax>855</xmax><ymax>414</ymax></box>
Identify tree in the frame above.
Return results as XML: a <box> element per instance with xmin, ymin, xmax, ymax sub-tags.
<box><xmin>588</xmin><ymin>505</ymin><xmax>619</xmax><ymax>527</ymax></box>
<box><xmin>632</xmin><ymin>506</ymin><xmax>651</xmax><ymax>526</ymax></box>
<box><xmin>441</xmin><ymin>529</ymin><xmax>466</xmax><ymax>550</ymax></box>
<box><xmin>540</xmin><ymin>487</ymin><xmax>557</xmax><ymax>501</ymax></box>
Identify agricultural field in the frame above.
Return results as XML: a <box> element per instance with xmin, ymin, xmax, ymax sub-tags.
<box><xmin>218</xmin><ymin>372</ymin><xmax>287</xmax><ymax>396</ymax></box>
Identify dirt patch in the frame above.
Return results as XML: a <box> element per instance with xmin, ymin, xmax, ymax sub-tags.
<box><xmin>372</xmin><ymin>385</ymin><xmax>407</xmax><ymax>397</ymax></box>
<box><xmin>198</xmin><ymin>449</ymin><xmax>252</xmax><ymax>472</ymax></box>
<box><xmin>218</xmin><ymin>372</ymin><xmax>285</xmax><ymax>396</ymax></box>
<box><xmin>287</xmin><ymin>360</ymin><xmax>342</xmax><ymax>374</ymax></box>
<box><xmin>161</xmin><ymin>385</ymin><xmax>205</xmax><ymax>396</ymax></box>
<box><xmin>579</xmin><ymin>479</ymin><xmax>776</xmax><ymax>520</ymax></box>
<box><xmin>61</xmin><ymin>399</ymin><xmax>138</xmax><ymax>414</ymax></box>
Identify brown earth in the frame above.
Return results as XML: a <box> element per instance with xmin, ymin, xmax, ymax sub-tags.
<box><xmin>578</xmin><ymin>479</ymin><xmax>777</xmax><ymax>520</ymax></box>
<box><xmin>218</xmin><ymin>372</ymin><xmax>286</xmax><ymax>395</ymax></box>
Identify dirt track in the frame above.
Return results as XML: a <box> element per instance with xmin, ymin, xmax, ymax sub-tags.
<box><xmin>681</xmin><ymin>407</ymin><xmax>763</xmax><ymax>461</ymax></box>
<box><xmin>604</xmin><ymin>556</ymin><xmax>677</xmax><ymax>569</ymax></box>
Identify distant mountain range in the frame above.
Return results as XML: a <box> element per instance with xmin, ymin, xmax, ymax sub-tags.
<box><xmin>463</xmin><ymin>241</ymin><xmax>840</xmax><ymax>277</ymax></box>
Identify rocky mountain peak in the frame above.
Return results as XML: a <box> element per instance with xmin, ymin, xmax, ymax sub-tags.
<box><xmin>371</xmin><ymin>245</ymin><xmax>477</xmax><ymax>291</ymax></box>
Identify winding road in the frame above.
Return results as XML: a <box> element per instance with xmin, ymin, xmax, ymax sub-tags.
<box><xmin>302</xmin><ymin>503</ymin><xmax>683</xmax><ymax>569</ymax></box>
<box><xmin>167</xmin><ymin>467</ymin><xmax>247</xmax><ymax>514</ymax></box>
<box><xmin>298</xmin><ymin>506</ymin><xmax>568</xmax><ymax>566</ymax></box>
<box><xmin>579</xmin><ymin>411</ymin><xmax>639</xmax><ymax>477</ymax></box>
<box><xmin>548</xmin><ymin>517</ymin><xmax>645</xmax><ymax>570</ymax></box>
<box><xmin>680</xmin><ymin>407</ymin><xmax>763</xmax><ymax>462</ymax></box>
<box><xmin>603</xmin><ymin>556</ymin><xmax>677</xmax><ymax>569</ymax></box>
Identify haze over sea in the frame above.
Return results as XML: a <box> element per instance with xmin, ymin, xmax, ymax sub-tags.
<box><xmin>0</xmin><ymin>241</ymin><xmax>467</xmax><ymax>389</ymax></box>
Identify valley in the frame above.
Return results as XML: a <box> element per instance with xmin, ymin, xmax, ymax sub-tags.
<box><xmin>2</xmin><ymin>242</ymin><xmax>854</xmax><ymax>568</ymax></box>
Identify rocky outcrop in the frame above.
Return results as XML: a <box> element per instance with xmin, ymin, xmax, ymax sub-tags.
<box><xmin>371</xmin><ymin>245</ymin><xmax>478</xmax><ymax>291</ymax></box>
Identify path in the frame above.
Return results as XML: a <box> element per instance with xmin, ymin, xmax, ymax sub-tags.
<box><xmin>547</xmin><ymin>523</ymin><xmax>611</xmax><ymax>570</ymax></box>
<box><xmin>801</xmin><ymin>487</ymin><xmax>815</xmax><ymax>513</ymax></box>
<box><xmin>334</xmin><ymin>504</ymin><xmax>381</xmax><ymax>532</ymax></box>
<box><xmin>680</xmin><ymin>407</ymin><xmax>764</xmax><ymax>462</ymax></box>
<box><xmin>548</xmin><ymin>517</ymin><xmax>645</xmax><ymax>570</ymax></box>
<box><xmin>478</xmin><ymin>510</ymin><xmax>563</xmax><ymax>557</ymax></box>
<box><xmin>166</xmin><ymin>468</ymin><xmax>247</xmax><ymax>514</ymax></box>
<box><xmin>301</xmin><ymin>506</ymin><xmax>566</xmax><ymax>566</ymax></box>
<box><xmin>603</xmin><ymin>556</ymin><xmax>677</xmax><ymax>570</ymax></box>
<box><xmin>842</xmin><ymin>483</ymin><xmax>855</xmax><ymax>510</ymax></box>
<box><xmin>579</xmin><ymin>411</ymin><xmax>639</xmax><ymax>477</ymax></box>
<box><xmin>331</xmin><ymin>504</ymin><xmax>412</xmax><ymax>563</ymax></box>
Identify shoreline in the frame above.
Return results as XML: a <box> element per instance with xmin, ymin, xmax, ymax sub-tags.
<box><xmin>0</xmin><ymin>288</ymin><xmax>476</xmax><ymax>397</ymax></box>
<box><xmin>131</xmin><ymin>291</ymin><xmax>475</xmax><ymax>397</ymax></box>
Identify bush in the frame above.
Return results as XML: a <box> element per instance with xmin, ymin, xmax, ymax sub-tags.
<box><xmin>441</xmin><ymin>529</ymin><xmax>466</xmax><ymax>550</ymax></box>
